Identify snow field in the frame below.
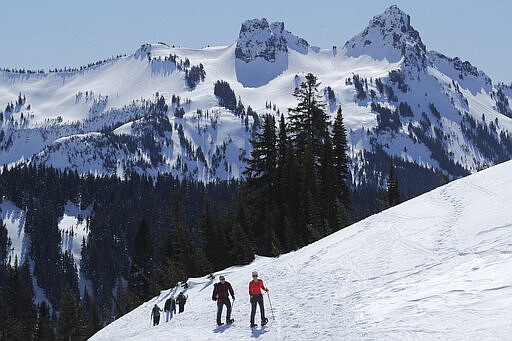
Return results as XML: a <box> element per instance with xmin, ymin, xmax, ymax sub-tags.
<box><xmin>92</xmin><ymin>160</ymin><xmax>512</xmax><ymax>340</ymax></box>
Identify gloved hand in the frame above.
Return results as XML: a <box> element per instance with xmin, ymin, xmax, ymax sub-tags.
<box><xmin>212</xmin><ymin>297</ymin><xmax>217</xmax><ymax>301</ymax></box>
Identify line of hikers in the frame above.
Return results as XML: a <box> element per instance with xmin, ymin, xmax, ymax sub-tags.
<box><xmin>150</xmin><ymin>271</ymin><xmax>269</xmax><ymax>328</ymax></box>
<box><xmin>150</xmin><ymin>291</ymin><xmax>188</xmax><ymax>326</ymax></box>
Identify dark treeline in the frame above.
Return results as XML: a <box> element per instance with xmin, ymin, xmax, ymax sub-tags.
<box><xmin>0</xmin><ymin>166</ymin><xmax>242</xmax><ymax>340</ymax></box>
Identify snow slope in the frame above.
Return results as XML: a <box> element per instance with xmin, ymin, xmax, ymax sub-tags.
<box><xmin>91</xmin><ymin>160</ymin><xmax>512</xmax><ymax>340</ymax></box>
<box><xmin>58</xmin><ymin>201</ymin><xmax>92</xmax><ymax>272</ymax></box>
<box><xmin>0</xmin><ymin>200</ymin><xmax>28</xmax><ymax>265</ymax></box>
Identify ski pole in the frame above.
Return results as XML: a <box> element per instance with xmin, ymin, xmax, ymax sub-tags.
<box><xmin>266</xmin><ymin>291</ymin><xmax>275</xmax><ymax>320</ymax></box>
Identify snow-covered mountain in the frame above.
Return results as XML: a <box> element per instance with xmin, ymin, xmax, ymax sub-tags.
<box><xmin>91</xmin><ymin>158</ymin><xmax>512</xmax><ymax>340</ymax></box>
<box><xmin>1</xmin><ymin>5</ymin><xmax>511</xmax><ymax>183</ymax></box>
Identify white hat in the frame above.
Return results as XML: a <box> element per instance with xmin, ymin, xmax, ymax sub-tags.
<box><xmin>252</xmin><ymin>271</ymin><xmax>258</xmax><ymax>277</ymax></box>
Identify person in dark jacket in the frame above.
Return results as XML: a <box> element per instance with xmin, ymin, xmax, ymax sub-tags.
<box><xmin>176</xmin><ymin>292</ymin><xmax>188</xmax><ymax>313</ymax></box>
<box><xmin>212</xmin><ymin>275</ymin><xmax>235</xmax><ymax>326</ymax></box>
<box><xmin>151</xmin><ymin>304</ymin><xmax>162</xmax><ymax>326</ymax></box>
<box><xmin>249</xmin><ymin>271</ymin><xmax>268</xmax><ymax>328</ymax></box>
<box><xmin>164</xmin><ymin>295</ymin><xmax>176</xmax><ymax>322</ymax></box>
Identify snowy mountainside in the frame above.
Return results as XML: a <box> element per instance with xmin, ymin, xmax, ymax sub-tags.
<box><xmin>0</xmin><ymin>200</ymin><xmax>27</xmax><ymax>265</ymax></box>
<box><xmin>0</xmin><ymin>5</ymin><xmax>511</xmax><ymax>182</ymax></box>
<box><xmin>91</xmin><ymin>159</ymin><xmax>512</xmax><ymax>340</ymax></box>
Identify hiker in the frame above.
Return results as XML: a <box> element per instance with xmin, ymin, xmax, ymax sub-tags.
<box><xmin>249</xmin><ymin>271</ymin><xmax>268</xmax><ymax>328</ymax></box>
<box><xmin>164</xmin><ymin>295</ymin><xmax>176</xmax><ymax>322</ymax></box>
<box><xmin>151</xmin><ymin>304</ymin><xmax>162</xmax><ymax>326</ymax></box>
<box><xmin>176</xmin><ymin>291</ymin><xmax>188</xmax><ymax>313</ymax></box>
<box><xmin>212</xmin><ymin>275</ymin><xmax>235</xmax><ymax>326</ymax></box>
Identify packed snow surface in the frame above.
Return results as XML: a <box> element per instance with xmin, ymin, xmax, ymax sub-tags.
<box><xmin>92</xmin><ymin>160</ymin><xmax>512</xmax><ymax>340</ymax></box>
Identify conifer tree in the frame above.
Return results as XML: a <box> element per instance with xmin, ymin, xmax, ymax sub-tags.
<box><xmin>159</xmin><ymin>259</ymin><xmax>185</xmax><ymax>291</ymax></box>
<box><xmin>332</xmin><ymin>107</ymin><xmax>352</xmax><ymax>226</ymax></box>
<box><xmin>128</xmin><ymin>220</ymin><xmax>153</xmax><ymax>302</ymax></box>
<box><xmin>34</xmin><ymin>302</ymin><xmax>56</xmax><ymax>341</ymax></box>
<box><xmin>0</xmin><ymin>219</ymin><xmax>10</xmax><ymax>265</ymax></box>
<box><xmin>288</xmin><ymin>73</ymin><xmax>329</xmax><ymax>164</ymax></box>
<box><xmin>173</xmin><ymin>224</ymin><xmax>196</xmax><ymax>277</ymax></box>
<box><xmin>200</xmin><ymin>200</ymin><xmax>228</xmax><ymax>270</ymax></box>
<box><xmin>243</xmin><ymin>114</ymin><xmax>279</xmax><ymax>254</ymax></box>
<box><xmin>1</xmin><ymin>260</ymin><xmax>37</xmax><ymax>340</ymax></box>
<box><xmin>319</xmin><ymin>135</ymin><xmax>337</xmax><ymax>234</ymax></box>
<box><xmin>386</xmin><ymin>160</ymin><xmax>401</xmax><ymax>208</ymax></box>
<box><xmin>84</xmin><ymin>299</ymin><xmax>102</xmax><ymax>339</ymax></box>
<box><xmin>243</xmin><ymin>114</ymin><xmax>278</xmax><ymax>202</ymax></box>
<box><xmin>81</xmin><ymin>288</ymin><xmax>102</xmax><ymax>339</ymax></box>
<box><xmin>56</xmin><ymin>286</ymin><xmax>82</xmax><ymax>341</ymax></box>
<box><xmin>228</xmin><ymin>218</ymin><xmax>254</xmax><ymax>264</ymax></box>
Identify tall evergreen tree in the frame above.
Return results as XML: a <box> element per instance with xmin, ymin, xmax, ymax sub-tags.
<box><xmin>34</xmin><ymin>302</ymin><xmax>56</xmax><ymax>341</ymax></box>
<box><xmin>56</xmin><ymin>286</ymin><xmax>82</xmax><ymax>341</ymax></box>
<box><xmin>228</xmin><ymin>217</ymin><xmax>254</xmax><ymax>264</ymax></box>
<box><xmin>128</xmin><ymin>220</ymin><xmax>153</xmax><ymax>302</ymax></box>
<box><xmin>1</xmin><ymin>260</ymin><xmax>37</xmax><ymax>340</ymax></box>
<box><xmin>288</xmin><ymin>72</ymin><xmax>329</xmax><ymax>164</ymax></box>
<box><xmin>173</xmin><ymin>224</ymin><xmax>196</xmax><ymax>277</ymax></box>
<box><xmin>0</xmin><ymin>218</ymin><xmax>10</xmax><ymax>265</ymax></box>
<box><xmin>82</xmin><ymin>291</ymin><xmax>102</xmax><ymax>339</ymax></box>
<box><xmin>243</xmin><ymin>114</ymin><xmax>278</xmax><ymax>202</ymax></box>
<box><xmin>200</xmin><ymin>200</ymin><xmax>228</xmax><ymax>270</ymax></box>
<box><xmin>242</xmin><ymin>114</ymin><xmax>279</xmax><ymax>254</ymax></box>
<box><xmin>386</xmin><ymin>160</ymin><xmax>401</xmax><ymax>208</ymax></box>
<box><xmin>331</xmin><ymin>107</ymin><xmax>352</xmax><ymax>226</ymax></box>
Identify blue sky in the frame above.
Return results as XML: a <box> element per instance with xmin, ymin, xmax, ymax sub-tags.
<box><xmin>1</xmin><ymin>0</ymin><xmax>510</xmax><ymax>82</ymax></box>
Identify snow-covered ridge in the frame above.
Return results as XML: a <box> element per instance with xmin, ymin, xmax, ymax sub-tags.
<box><xmin>0</xmin><ymin>5</ymin><xmax>511</xmax><ymax>182</ymax></box>
<box><xmin>91</xmin><ymin>159</ymin><xmax>512</xmax><ymax>340</ymax></box>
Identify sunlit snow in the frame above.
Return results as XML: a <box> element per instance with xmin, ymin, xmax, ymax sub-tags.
<box><xmin>92</xmin><ymin>160</ymin><xmax>512</xmax><ymax>340</ymax></box>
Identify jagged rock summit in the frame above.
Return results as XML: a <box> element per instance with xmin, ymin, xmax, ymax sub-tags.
<box><xmin>235</xmin><ymin>18</ymin><xmax>309</xmax><ymax>87</ymax></box>
<box><xmin>344</xmin><ymin>5</ymin><xmax>428</xmax><ymax>69</ymax></box>
<box><xmin>235</xmin><ymin>18</ymin><xmax>309</xmax><ymax>63</ymax></box>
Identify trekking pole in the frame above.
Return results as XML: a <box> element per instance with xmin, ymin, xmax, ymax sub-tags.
<box><xmin>266</xmin><ymin>291</ymin><xmax>275</xmax><ymax>320</ymax></box>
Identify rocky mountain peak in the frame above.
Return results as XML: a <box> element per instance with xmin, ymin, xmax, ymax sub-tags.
<box><xmin>235</xmin><ymin>18</ymin><xmax>309</xmax><ymax>63</ymax></box>
<box><xmin>344</xmin><ymin>5</ymin><xmax>428</xmax><ymax>70</ymax></box>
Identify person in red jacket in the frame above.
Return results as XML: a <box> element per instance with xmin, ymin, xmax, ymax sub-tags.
<box><xmin>212</xmin><ymin>275</ymin><xmax>235</xmax><ymax>326</ymax></box>
<box><xmin>249</xmin><ymin>271</ymin><xmax>268</xmax><ymax>328</ymax></box>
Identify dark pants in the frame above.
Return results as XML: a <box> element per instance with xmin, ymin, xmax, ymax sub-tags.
<box><xmin>153</xmin><ymin>315</ymin><xmax>160</xmax><ymax>326</ymax></box>
<box><xmin>178</xmin><ymin>303</ymin><xmax>185</xmax><ymax>313</ymax></box>
<box><xmin>217</xmin><ymin>298</ymin><xmax>232</xmax><ymax>324</ymax></box>
<box><xmin>250</xmin><ymin>294</ymin><xmax>265</xmax><ymax>324</ymax></box>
